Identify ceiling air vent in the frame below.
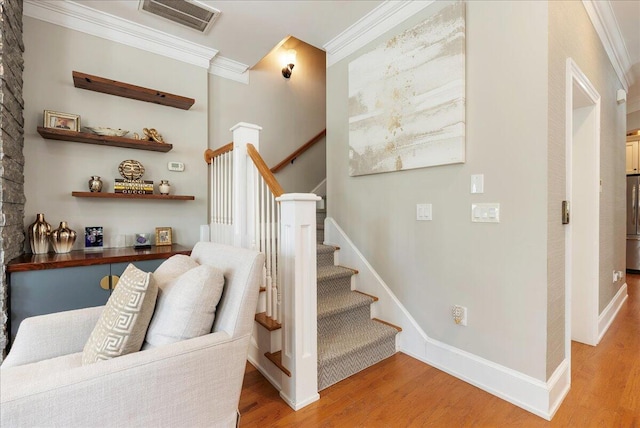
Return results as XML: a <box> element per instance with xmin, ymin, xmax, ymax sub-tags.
<box><xmin>139</xmin><ymin>0</ymin><xmax>220</xmax><ymax>33</ymax></box>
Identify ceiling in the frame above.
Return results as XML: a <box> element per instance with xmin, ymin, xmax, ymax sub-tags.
<box><xmin>59</xmin><ymin>0</ymin><xmax>385</xmax><ymax>67</ymax></box>
<box><xmin>23</xmin><ymin>1</ymin><xmax>640</xmax><ymax>108</ymax></box>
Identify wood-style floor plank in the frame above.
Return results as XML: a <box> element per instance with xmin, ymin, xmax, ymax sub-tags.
<box><xmin>239</xmin><ymin>275</ymin><xmax>640</xmax><ymax>426</ymax></box>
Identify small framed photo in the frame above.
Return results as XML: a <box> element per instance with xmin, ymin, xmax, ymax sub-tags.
<box><xmin>134</xmin><ymin>233</ymin><xmax>151</xmax><ymax>249</ymax></box>
<box><xmin>85</xmin><ymin>226</ymin><xmax>103</xmax><ymax>248</ymax></box>
<box><xmin>44</xmin><ymin>110</ymin><xmax>80</xmax><ymax>131</ymax></box>
<box><xmin>155</xmin><ymin>227</ymin><xmax>172</xmax><ymax>246</ymax></box>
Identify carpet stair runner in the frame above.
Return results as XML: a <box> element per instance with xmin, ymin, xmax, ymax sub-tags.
<box><xmin>257</xmin><ymin>202</ymin><xmax>400</xmax><ymax>392</ymax></box>
<box><xmin>316</xmin><ymin>242</ymin><xmax>400</xmax><ymax>390</ymax></box>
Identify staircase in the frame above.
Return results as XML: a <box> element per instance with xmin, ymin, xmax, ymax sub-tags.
<box><xmin>316</xmin><ymin>244</ymin><xmax>400</xmax><ymax>390</ymax></box>
<box><xmin>256</xmin><ymin>200</ymin><xmax>400</xmax><ymax>392</ymax></box>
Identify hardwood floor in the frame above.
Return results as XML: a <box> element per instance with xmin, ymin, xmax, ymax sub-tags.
<box><xmin>239</xmin><ymin>275</ymin><xmax>640</xmax><ymax>427</ymax></box>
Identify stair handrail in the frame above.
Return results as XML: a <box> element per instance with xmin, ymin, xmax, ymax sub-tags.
<box><xmin>270</xmin><ymin>129</ymin><xmax>326</xmax><ymax>173</ymax></box>
<box><xmin>248</xmin><ymin>144</ymin><xmax>285</xmax><ymax>197</ymax></box>
<box><xmin>204</xmin><ymin>123</ymin><xmax>319</xmax><ymax>410</ymax></box>
<box><xmin>204</xmin><ymin>141</ymin><xmax>233</xmax><ymax>164</ymax></box>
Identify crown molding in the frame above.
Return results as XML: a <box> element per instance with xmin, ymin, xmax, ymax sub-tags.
<box><xmin>323</xmin><ymin>0</ymin><xmax>434</xmax><ymax>68</ymax></box>
<box><xmin>582</xmin><ymin>0</ymin><xmax>633</xmax><ymax>91</ymax></box>
<box><xmin>209</xmin><ymin>56</ymin><xmax>250</xmax><ymax>85</ymax></box>
<box><xmin>23</xmin><ymin>0</ymin><xmax>250</xmax><ymax>83</ymax></box>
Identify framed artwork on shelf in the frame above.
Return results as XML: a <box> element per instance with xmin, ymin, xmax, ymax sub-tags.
<box><xmin>155</xmin><ymin>227</ymin><xmax>172</xmax><ymax>246</ymax></box>
<box><xmin>134</xmin><ymin>233</ymin><xmax>151</xmax><ymax>249</ymax></box>
<box><xmin>84</xmin><ymin>226</ymin><xmax>103</xmax><ymax>249</ymax></box>
<box><xmin>44</xmin><ymin>110</ymin><xmax>80</xmax><ymax>131</ymax></box>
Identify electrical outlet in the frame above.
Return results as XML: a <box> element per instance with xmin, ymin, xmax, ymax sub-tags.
<box><xmin>452</xmin><ymin>305</ymin><xmax>467</xmax><ymax>326</ymax></box>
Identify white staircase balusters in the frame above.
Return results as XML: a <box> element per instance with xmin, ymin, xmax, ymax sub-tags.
<box><xmin>205</xmin><ymin>122</ymin><xmax>320</xmax><ymax>410</ymax></box>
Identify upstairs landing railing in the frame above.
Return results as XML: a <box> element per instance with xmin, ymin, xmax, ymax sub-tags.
<box><xmin>203</xmin><ymin>122</ymin><xmax>320</xmax><ymax>410</ymax></box>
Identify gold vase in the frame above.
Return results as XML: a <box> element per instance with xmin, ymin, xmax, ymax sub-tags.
<box><xmin>28</xmin><ymin>213</ymin><xmax>51</xmax><ymax>254</ymax></box>
<box><xmin>50</xmin><ymin>221</ymin><xmax>77</xmax><ymax>254</ymax></box>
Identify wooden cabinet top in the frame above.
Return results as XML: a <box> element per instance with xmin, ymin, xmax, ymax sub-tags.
<box><xmin>7</xmin><ymin>245</ymin><xmax>191</xmax><ymax>273</ymax></box>
<box><xmin>72</xmin><ymin>71</ymin><xmax>195</xmax><ymax>110</ymax></box>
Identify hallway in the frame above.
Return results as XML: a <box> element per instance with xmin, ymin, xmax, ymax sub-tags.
<box><xmin>239</xmin><ymin>276</ymin><xmax>639</xmax><ymax>426</ymax></box>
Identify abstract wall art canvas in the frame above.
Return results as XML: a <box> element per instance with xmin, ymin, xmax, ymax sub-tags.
<box><xmin>348</xmin><ymin>1</ymin><xmax>466</xmax><ymax>176</ymax></box>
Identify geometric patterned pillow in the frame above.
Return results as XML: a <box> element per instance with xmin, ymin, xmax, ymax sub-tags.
<box><xmin>82</xmin><ymin>263</ymin><xmax>158</xmax><ymax>365</ymax></box>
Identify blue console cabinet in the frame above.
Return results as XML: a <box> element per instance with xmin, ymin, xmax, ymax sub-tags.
<box><xmin>7</xmin><ymin>245</ymin><xmax>191</xmax><ymax>344</ymax></box>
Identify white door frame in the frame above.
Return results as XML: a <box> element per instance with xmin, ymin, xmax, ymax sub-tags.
<box><xmin>565</xmin><ymin>58</ymin><xmax>600</xmax><ymax>361</ymax></box>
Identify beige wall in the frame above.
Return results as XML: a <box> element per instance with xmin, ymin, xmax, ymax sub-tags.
<box><xmin>327</xmin><ymin>1</ymin><xmax>549</xmax><ymax>380</ymax></box>
<box><xmin>209</xmin><ymin>37</ymin><xmax>326</xmax><ymax>194</ymax></box>
<box><xmin>628</xmin><ymin>110</ymin><xmax>640</xmax><ymax>132</ymax></box>
<box><xmin>547</xmin><ymin>1</ymin><xmax>627</xmax><ymax>378</ymax></box>
<box><xmin>23</xmin><ymin>17</ymin><xmax>209</xmax><ymax>248</ymax></box>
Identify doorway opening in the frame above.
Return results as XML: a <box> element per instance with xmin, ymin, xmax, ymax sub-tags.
<box><xmin>565</xmin><ymin>58</ymin><xmax>600</xmax><ymax>357</ymax></box>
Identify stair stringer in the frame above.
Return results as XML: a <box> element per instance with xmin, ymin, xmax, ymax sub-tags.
<box><xmin>324</xmin><ymin>217</ymin><xmax>568</xmax><ymax>421</ymax></box>
<box><xmin>248</xmin><ymin>325</ymin><xmax>283</xmax><ymax>392</ymax></box>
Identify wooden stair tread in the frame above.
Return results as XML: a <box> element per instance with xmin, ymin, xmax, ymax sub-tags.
<box><xmin>354</xmin><ymin>290</ymin><xmax>379</xmax><ymax>302</ymax></box>
<box><xmin>265</xmin><ymin>351</ymin><xmax>291</xmax><ymax>377</ymax></box>
<box><xmin>255</xmin><ymin>312</ymin><xmax>281</xmax><ymax>331</ymax></box>
<box><xmin>373</xmin><ymin>318</ymin><xmax>402</xmax><ymax>332</ymax></box>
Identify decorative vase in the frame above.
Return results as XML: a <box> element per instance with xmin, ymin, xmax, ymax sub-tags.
<box><xmin>159</xmin><ymin>180</ymin><xmax>171</xmax><ymax>195</ymax></box>
<box><xmin>50</xmin><ymin>221</ymin><xmax>77</xmax><ymax>254</ymax></box>
<box><xmin>88</xmin><ymin>176</ymin><xmax>103</xmax><ymax>192</ymax></box>
<box><xmin>28</xmin><ymin>213</ymin><xmax>51</xmax><ymax>254</ymax></box>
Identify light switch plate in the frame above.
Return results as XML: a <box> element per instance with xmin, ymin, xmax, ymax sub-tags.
<box><xmin>471</xmin><ymin>203</ymin><xmax>500</xmax><ymax>223</ymax></box>
<box><xmin>417</xmin><ymin>203</ymin><xmax>432</xmax><ymax>221</ymax></box>
<box><xmin>471</xmin><ymin>174</ymin><xmax>484</xmax><ymax>194</ymax></box>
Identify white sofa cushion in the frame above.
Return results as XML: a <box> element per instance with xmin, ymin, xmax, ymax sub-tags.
<box><xmin>143</xmin><ymin>264</ymin><xmax>225</xmax><ymax>349</ymax></box>
<box><xmin>153</xmin><ymin>254</ymin><xmax>200</xmax><ymax>286</ymax></box>
<box><xmin>82</xmin><ymin>264</ymin><xmax>158</xmax><ymax>364</ymax></box>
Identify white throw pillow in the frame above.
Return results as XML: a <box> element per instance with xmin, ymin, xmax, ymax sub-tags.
<box><xmin>143</xmin><ymin>264</ymin><xmax>225</xmax><ymax>349</ymax></box>
<box><xmin>153</xmin><ymin>254</ymin><xmax>200</xmax><ymax>287</ymax></box>
<box><xmin>82</xmin><ymin>264</ymin><xmax>157</xmax><ymax>364</ymax></box>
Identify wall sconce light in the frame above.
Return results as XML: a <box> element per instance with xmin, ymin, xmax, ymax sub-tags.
<box><xmin>282</xmin><ymin>49</ymin><xmax>296</xmax><ymax>79</ymax></box>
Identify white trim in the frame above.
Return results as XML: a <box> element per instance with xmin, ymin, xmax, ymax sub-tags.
<box><xmin>23</xmin><ymin>0</ymin><xmax>251</xmax><ymax>83</ymax></box>
<box><xmin>323</xmin><ymin>0</ymin><xmax>434</xmax><ymax>68</ymax></box>
<box><xmin>324</xmin><ymin>217</ymin><xmax>566</xmax><ymax>420</ymax></box>
<box><xmin>598</xmin><ymin>282</ymin><xmax>628</xmax><ymax>341</ymax></box>
<box><xmin>565</xmin><ymin>58</ymin><xmax>601</xmax><ymax>350</ymax></box>
<box><xmin>247</xmin><ymin>339</ymin><xmax>283</xmax><ymax>391</ymax></box>
<box><xmin>24</xmin><ymin>0</ymin><xmax>217</xmax><ymax>68</ymax></box>
<box><xmin>324</xmin><ymin>217</ymin><xmax>430</xmax><ymax>359</ymax></box>
<box><xmin>309</xmin><ymin>178</ymin><xmax>326</xmax><ymax>195</ymax></box>
<box><xmin>581</xmin><ymin>0</ymin><xmax>633</xmax><ymax>90</ymax></box>
<box><xmin>209</xmin><ymin>57</ymin><xmax>250</xmax><ymax>84</ymax></box>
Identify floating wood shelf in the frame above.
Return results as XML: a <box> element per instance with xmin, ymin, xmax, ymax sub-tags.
<box><xmin>72</xmin><ymin>71</ymin><xmax>195</xmax><ymax>110</ymax></box>
<box><xmin>37</xmin><ymin>127</ymin><xmax>173</xmax><ymax>153</ymax></box>
<box><xmin>72</xmin><ymin>192</ymin><xmax>195</xmax><ymax>201</ymax></box>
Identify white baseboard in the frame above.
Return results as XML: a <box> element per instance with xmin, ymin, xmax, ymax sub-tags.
<box><xmin>324</xmin><ymin>217</ymin><xmax>567</xmax><ymax>421</ymax></box>
<box><xmin>598</xmin><ymin>282</ymin><xmax>628</xmax><ymax>342</ymax></box>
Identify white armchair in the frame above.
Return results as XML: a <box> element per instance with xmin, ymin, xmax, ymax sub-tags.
<box><xmin>1</xmin><ymin>242</ymin><xmax>265</xmax><ymax>428</ymax></box>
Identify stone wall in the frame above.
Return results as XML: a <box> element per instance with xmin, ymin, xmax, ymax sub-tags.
<box><xmin>0</xmin><ymin>0</ymin><xmax>25</xmax><ymax>360</ymax></box>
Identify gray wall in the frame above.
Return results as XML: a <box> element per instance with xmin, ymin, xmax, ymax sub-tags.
<box><xmin>22</xmin><ymin>17</ymin><xmax>209</xmax><ymax>249</ymax></box>
<box><xmin>327</xmin><ymin>1</ymin><xmax>549</xmax><ymax>380</ymax></box>
<box><xmin>0</xmin><ymin>0</ymin><xmax>25</xmax><ymax>359</ymax></box>
<box><xmin>209</xmin><ymin>37</ymin><xmax>326</xmax><ymax>194</ymax></box>
<box><xmin>547</xmin><ymin>1</ymin><xmax>626</xmax><ymax>377</ymax></box>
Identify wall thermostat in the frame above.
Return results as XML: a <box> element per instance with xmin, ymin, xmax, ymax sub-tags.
<box><xmin>167</xmin><ymin>161</ymin><xmax>185</xmax><ymax>172</ymax></box>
